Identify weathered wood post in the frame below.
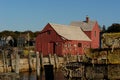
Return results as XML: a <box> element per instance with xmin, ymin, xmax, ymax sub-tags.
<box><xmin>15</xmin><ymin>50</ymin><xmax>20</xmax><ymax>74</ymax></box>
<box><xmin>77</xmin><ymin>54</ymin><xmax>81</xmax><ymax>62</ymax></box>
<box><xmin>66</xmin><ymin>54</ymin><xmax>69</xmax><ymax>63</ymax></box>
<box><xmin>63</xmin><ymin>54</ymin><xmax>66</xmax><ymax>64</ymax></box>
<box><xmin>2</xmin><ymin>49</ymin><xmax>6</xmax><ymax>72</ymax></box>
<box><xmin>11</xmin><ymin>48</ymin><xmax>16</xmax><ymax>72</ymax></box>
<box><xmin>48</xmin><ymin>54</ymin><xmax>52</xmax><ymax>65</ymax></box>
<box><xmin>63</xmin><ymin>54</ymin><xmax>69</xmax><ymax>64</ymax></box>
<box><xmin>5</xmin><ymin>50</ymin><xmax>9</xmax><ymax>72</ymax></box>
<box><xmin>36</xmin><ymin>51</ymin><xmax>40</xmax><ymax>79</ymax></box>
<box><xmin>10</xmin><ymin>54</ymin><xmax>15</xmax><ymax>72</ymax></box>
<box><xmin>54</xmin><ymin>54</ymin><xmax>58</xmax><ymax>69</ymax></box>
<box><xmin>28</xmin><ymin>50</ymin><xmax>33</xmax><ymax>72</ymax></box>
<box><xmin>40</xmin><ymin>52</ymin><xmax>43</xmax><ymax>70</ymax></box>
<box><xmin>27</xmin><ymin>32</ymin><xmax>33</xmax><ymax>72</ymax></box>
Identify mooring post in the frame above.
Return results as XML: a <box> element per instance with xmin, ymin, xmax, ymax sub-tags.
<box><xmin>63</xmin><ymin>54</ymin><xmax>67</xmax><ymax>64</ymax></box>
<box><xmin>48</xmin><ymin>54</ymin><xmax>52</xmax><ymax>65</ymax></box>
<box><xmin>15</xmin><ymin>50</ymin><xmax>20</xmax><ymax>74</ymax></box>
<box><xmin>2</xmin><ymin>49</ymin><xmax>6</xmax><ymax>72</ymax></box>
<box><xmin>54</xmin><ymin>54</ymin><xmax>58</xmax><ymax>69</ymax></box>
<box><xmin>77</xmin><ymin>54</ymin><xmax>81</xmax><ymax>62</ymax></box>
<box><xmin>66</xmin><ymin>54</ymin><xmax>69</xmax><ymax>63</ymax></box>
<box><xmin>10</xmin><ymin>53</ymin><xmax>14</xmax><ymax>72</ymax></box>
<box><xmin>11</xmin><ymin>48</ymin><xmax>16</xmax><ymax>72</ymax></box>
<box><xmin>36</xmin><ymin>51</ymin><xmax>40</xmax><ymax>79</ymax></box>
<box><xmin>63</xmin><ymin>54</ymin><xmax>69</xmax><ymax>64</ymax></box>
<box><xmin>6</xmin><ymin>57</ymin><xmax>9</xmax><ymax>72</ymax></box>
<box><xmin>28</xmin><ymin>50</ymin><xmax>33</xmax><ymax>72</ymax></box>
<box><xmin>40</xmin><ymin>52</ymin><xmax>43</xmax><ymax>70</ymax></box>
<box><xmin>5</xmin><ymin>50</ymin><xmax>9</xmax><ymax>72</ymax></box>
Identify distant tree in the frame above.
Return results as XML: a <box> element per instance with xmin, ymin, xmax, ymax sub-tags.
<box><xmin>23</xmin><ymin>30</ymin><xmax>34</xmax><ymax>39</ymax></box>
<box><xmin>107</xmin><ymin>23</ymin><xmax>120</xmax><ymax>33</ymax></box>
<box><xmin>14</xmin><ymin>31</ymin><xmax>20</xmax><ymax>35</ymax></box>
<box><xmin>101</xmin><ymin>25</ymin><xmax>106</xmax><ymax>33</ymax></box>
<box><xmin>0</xmin><ymin>30</ymin><xmax>40</xmax><ymax>40</ymax></box>
<box><xmin>0</xmin><ymin>30</ymin><xmax>14</xmax><ymax>37</ymax></box>
<box><xmin>34</xmin><ymin>31</ymin><xmax>40</xmax><ymax>37</ymax></box>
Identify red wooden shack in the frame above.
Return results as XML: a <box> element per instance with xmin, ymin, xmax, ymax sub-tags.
<box><xmin>36</xmin><ymin>23</ymin><xmax>92</xmax><ymax>56</ymax></box>
<box><xmin>36</xmin><ymin>17</ymin><xmax>100</xmax><ymax>56</ymax></box>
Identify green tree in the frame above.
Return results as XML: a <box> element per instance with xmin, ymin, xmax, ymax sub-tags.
<box><xmin>101</xmin><ymin>25</ymin><xmax>106</xmax><ymax>33</ymax></box>
<box><xmin>107</xmin><ymin>23</ymin><xmax>120</xmax><ymax>33</ymax></box>
<box><xmin>34</xmin><ymin>31</ymin><xmax>40</xmax><ymax>37</ymax></box>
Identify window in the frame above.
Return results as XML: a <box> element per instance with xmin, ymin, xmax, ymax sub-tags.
<box><xmin>47</xmin><ymin>30</ymin><xmax>51</xmax><ymax>35</ymax></box>
<box><xmin>78</xmin><ymin>43</ymin><xmax>82</xmax><ymax>47</ymax></box>
<box><xmin>94</xmin><ymin>31</ymin><xmax>96</xmax><ymax>37</ymax></box>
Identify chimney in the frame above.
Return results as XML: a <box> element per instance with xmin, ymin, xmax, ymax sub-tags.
<box><xmin>86</xmin><ymin>16</ymin><xmax>89</xmax><ymax>23</ymax></box>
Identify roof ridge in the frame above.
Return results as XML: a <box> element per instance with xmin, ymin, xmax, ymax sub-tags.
<box><xmin>49</xmin><ymin>22</ymin><xmax>83</xmax><ymax>28</ymax></box>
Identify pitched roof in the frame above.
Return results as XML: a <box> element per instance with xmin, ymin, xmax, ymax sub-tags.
<box><xmin>70</xmin><ymin>21</ymin><xmax>96</xmax><ymax>31</ymax></box>
<box><xmin>49</xmin><ymin>23</ymin><xmax>91</xmax><ymax>41</ymax></box>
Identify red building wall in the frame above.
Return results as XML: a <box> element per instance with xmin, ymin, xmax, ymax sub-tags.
<box><xmin>83</xmin><ymin>22</ymin><xmax>100</xmax><ymax>49</ymax></box>
<box><xmin>84</xmin><ymin>31</ymin><xmax>91</xmax><ymax>39</ymax></box>
<box><xmin>36</xmin><ymin>24</ymin><xmax>63</xmax><ymax>56</ymax></box>
<box><xmin>62</xmin><ymin>40</ymin><xmax>91</xmax><ymax>55</ymax></box>
<box><xmin>91</xmin><ymin>22</ymin><xmax>100</xmax><ymax>48</ymax></box>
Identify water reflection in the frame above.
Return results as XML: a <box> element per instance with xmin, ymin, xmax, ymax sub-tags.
<box><xmin>0</xmin><ymin>65</ymin><xmax>120</xmax><ymax>80</ymax></box>
<box><xmin>19</xmin><ymin>69</ymin><xmax>64</xmax><ymax>80</ymax></box>
<box><xmin>20</xmin><ymin>71</ymin><xmax>37</xmax><ymax>80</ymax></box>
<box><xmin>20</xmin><ymin>71</ymin><xmax>45</xmax><ymax>80</ymax></box>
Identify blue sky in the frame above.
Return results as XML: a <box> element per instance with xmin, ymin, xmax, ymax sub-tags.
<box><xmin>0</xmin><ymin>0</ymin><xmax>120</xmax><ymax>32</ymax></box>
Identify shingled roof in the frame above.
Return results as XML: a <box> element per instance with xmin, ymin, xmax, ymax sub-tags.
<box><xmin>70</xmin><ymin>20</ymin><xmax>97</xmax><ymax>31</ymax></box>
<box><xmin>49</xmin><ymin>23</ymin><xmax>91</xmax><ymax>41</ymax></box>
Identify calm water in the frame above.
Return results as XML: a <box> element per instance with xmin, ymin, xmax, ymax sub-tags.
<box><xmin>0</xmin><ymin>65</ymin><xmax>120</xmax><ymax>80</ymax></box>
<box><xmin>19</xmin><ymin>70</ymin><xmax>64</xmax><ymax>80</ymax></box>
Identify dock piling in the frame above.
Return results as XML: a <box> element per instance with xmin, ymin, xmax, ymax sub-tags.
<box><xmin>48</xmin><ymin>54</ymin><xmax>52</xmax><ymax>65</ymax></box>
<box><xmin>15</xmin><ymin>50</ymin><xmax>20</xmax><ymax>74</ymax></box>
<box><xmin>54</xmin><ymin>54</ymin><xmax>58</xmax><ymax>69</ymax></box>
<box><xmin>40</xmin><ymin>52</ymin><xmax>43</xmax><ymax>70</ymax></box>
<box><xmin>36</xmin><ymin>52</ymin><xmax>40</xmax><ymax>79</ymax></box>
